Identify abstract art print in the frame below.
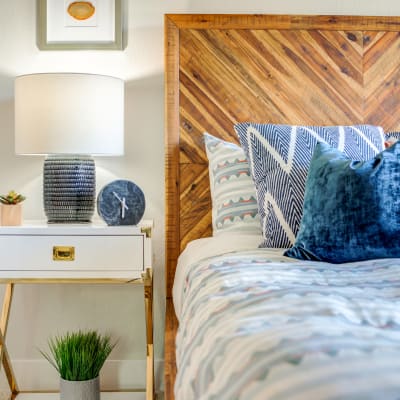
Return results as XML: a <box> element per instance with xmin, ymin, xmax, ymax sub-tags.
<box><xmin>37</xmin><ymin>0</ymin><xmax>123</xmax><ymax>50</ymax></box>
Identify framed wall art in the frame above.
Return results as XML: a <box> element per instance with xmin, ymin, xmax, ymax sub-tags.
<box><xmin>37</xmin><ymin>0</ymin><xmax>124</xmax><ymax>50</ymax></box>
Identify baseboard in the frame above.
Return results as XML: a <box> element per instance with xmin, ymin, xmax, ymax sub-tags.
<box><xmin>0</xmin><ymin>359</ymin><xmax>164</xmax><ymax>392</ymax></box>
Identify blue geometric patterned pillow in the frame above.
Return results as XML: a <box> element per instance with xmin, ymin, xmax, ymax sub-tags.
<box><xmin>235</xmin><ymin>124</ymin><xmax>385</xmax><ymax>248</ymax></box>
<box><xmin>285</xmin><ymin>142</ymin><xmax>400</xmax><ymax>263</ymax></box>
<box><xmin>204</xmin><ymin>133</ymin><xmax>261</xmax><ymax>236</ymax></box>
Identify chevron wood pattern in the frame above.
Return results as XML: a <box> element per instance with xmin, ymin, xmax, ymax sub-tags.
<box><xmin>364</xmin><ymin>31</ymin><xmax>400</xmax><ymax>130</ymax></box>
<box><xmin>165</xmin><ymin>15</ymin><xmax>400</xmax><ymax>399</ymax></box>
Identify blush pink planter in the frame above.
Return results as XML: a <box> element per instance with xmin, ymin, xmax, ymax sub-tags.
<box><xmin>0</xmin><ymin>204</ymin><xmax>22</xmax><ymax>226</ymax></box>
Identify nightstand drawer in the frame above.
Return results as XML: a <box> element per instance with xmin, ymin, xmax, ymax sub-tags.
<box><xmin>0</xmin><ymin>234</ymin><xmax>145</xmax><ymax>271</ymax></box>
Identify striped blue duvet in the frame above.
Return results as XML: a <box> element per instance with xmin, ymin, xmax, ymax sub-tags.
<box><xmin>175</xmin><ymin>249</ymin><xmax>400</xmax><ymax>400</ymax></box>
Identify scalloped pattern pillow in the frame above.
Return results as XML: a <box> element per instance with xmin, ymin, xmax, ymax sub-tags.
<box><xmin>204</xmin><ymin>133</ymin><xmax>261</xmax><ymax>236</ymax></box>
<box><xmin>285</xmin><ymin>141</ymin><xmax>400</xmax><ymax>263</ymax></box>
<box><xmin>235</xmin><ymin>123</ymin><xmax>385</xmax><ymax>248</ymax></box>
<box><xmin>385</xmin><ymin>131</ymin><xmax>400</xmax><ymax>146</ymax></box>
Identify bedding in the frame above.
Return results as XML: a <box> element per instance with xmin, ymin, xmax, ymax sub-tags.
<box><xmin>174</xmin><ymin>239</ymin><xmax>400</xmax><ymax>400</ymax></box>
<box><xmin>234</xmin><ymin>123</ymin><xmax>385</xmax><ymax>249</ymax></box>
<box><xmin>174</xmin><ymin>233</ymin><xmax>266</xmax><ymax>317</ymax></box>
<box><xmin>204</xmin><ymin>133</ymin><xmax>261</xmax><ymax>236</ymax></box>
<box><xmin>286</xmin><ymin>142</ymin><xmax>400</xmax><ymax>263</ymax></box>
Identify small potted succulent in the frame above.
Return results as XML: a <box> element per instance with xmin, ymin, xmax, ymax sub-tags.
<box><xmin>0</xmin><ymin>190</ymin><xmax>26</xmax><ymax>226</ymax></box>
<box><xmin>40</xmin><ymin>330</ymin><xmax>116</xmax><ymax>400</ymax></box>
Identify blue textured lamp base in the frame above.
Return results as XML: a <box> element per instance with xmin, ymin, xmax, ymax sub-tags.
<box><xmin>43</xmin><ymin>156</ymin><xmax>95</xmax><ymax>223</ymax></box>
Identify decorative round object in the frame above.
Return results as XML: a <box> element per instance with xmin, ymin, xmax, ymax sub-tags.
<box><xmin>67</xmin><ymin>2</ymin><xmax>96</xmax><ymax>21</ymax></box>
<box><xmin>97</xmin><ymin>180</ymin><xmax>145</xmax><ymax>226</ymax></box>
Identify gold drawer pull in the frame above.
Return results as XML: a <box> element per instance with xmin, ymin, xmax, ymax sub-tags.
<box><xmin>53</xmin><ymin>246</ymin><xmax>75</xmax><ymax>261</ymax></box>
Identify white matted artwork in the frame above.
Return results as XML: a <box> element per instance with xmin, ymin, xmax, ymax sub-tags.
<box><xmin>37</xmin><ymin>0</ymin><xmax>124</xmax><ymax>50</ymax></box>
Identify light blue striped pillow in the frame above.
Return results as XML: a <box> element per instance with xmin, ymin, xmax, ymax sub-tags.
<box><xmin>235</xmin><ymin>124</ymin><xmax>385</xmax><ymax>248</ymax></box>
<box><xmin>204</xmin><ymin>133</ymin><xmax>261</xmax><ymax>235</ymax></box>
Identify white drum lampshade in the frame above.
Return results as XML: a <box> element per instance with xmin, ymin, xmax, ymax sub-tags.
<box><xmin>14</xmin><ymin>73</ymin><xmax>124</xmax><ymax>223</ymax></box>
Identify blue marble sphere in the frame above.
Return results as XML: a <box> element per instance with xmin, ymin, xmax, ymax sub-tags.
<box><xmin>97</xmin><ymin>180</ymin><xmax>145</xmax><ymax>226</ymax></box>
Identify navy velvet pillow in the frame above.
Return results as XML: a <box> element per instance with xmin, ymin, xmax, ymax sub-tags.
<box><xmin>285</xmin><ymin>141</ymin><xmax>400</xmax><ymax>263</ymax></box>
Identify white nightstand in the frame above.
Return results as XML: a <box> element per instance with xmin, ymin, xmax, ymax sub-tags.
<box><xmin>0</xmin><ymin>221</ymin><xmax>154</xmax><ymax>400</ymax></box>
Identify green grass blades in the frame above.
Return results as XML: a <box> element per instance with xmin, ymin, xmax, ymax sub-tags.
<box><xmin>40</xmin><ymin>330</ymin><xmax>116</xmax><ymax>381</ymax></box>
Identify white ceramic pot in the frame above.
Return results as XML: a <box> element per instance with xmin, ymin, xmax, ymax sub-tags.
<box><xmin>60</xmin><ymin>376</ymin><xmax>100</xmax><ymax>400</ymax></box>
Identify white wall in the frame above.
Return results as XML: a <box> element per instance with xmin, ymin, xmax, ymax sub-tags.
<box><xmin>0</xmin><ymin>0</ymin><xmax>399</xmax><ymax>393</ymax></box>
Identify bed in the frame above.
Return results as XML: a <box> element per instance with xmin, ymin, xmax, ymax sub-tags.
<box><xmin>164</xmin><ymin>14</ymin><xmax>400</xmax><ymax>400</ymax></box>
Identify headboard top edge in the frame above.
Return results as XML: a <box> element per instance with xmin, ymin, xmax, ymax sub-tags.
<box><xmin>165</xmin><ymin>13</ymin><xmax>400</xmax><ymax>32</ymax></box>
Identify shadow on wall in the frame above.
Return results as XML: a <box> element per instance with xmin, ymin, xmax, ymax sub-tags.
<box><xmin>97</xmin><ymin>72</ymin><xmax>164</xmax><ymax>179</ymax></box>
<box><xmin>0</xmin><ymin>73</ymin><xmax>14</xmax><ymax>101</ymax></box>
<box><xmin>96</xmin><ymin>71</ymin><xmax>166</xmax><ymax>373</ymax></box>
<box><xmin>0</xmin><ymin>93</ymin><xmax>44</xmax><ymax>220</ymax></box>
<box><xmin>126</xmin><ymin>73</ymin><xmax>163</xmax><ymax>89</ymax></box>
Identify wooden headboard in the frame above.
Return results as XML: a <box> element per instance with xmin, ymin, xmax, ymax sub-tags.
<box><xmin>165</xmin><ymin>14</ymin><xmax>400</xmax><ymax>297</ymax></box>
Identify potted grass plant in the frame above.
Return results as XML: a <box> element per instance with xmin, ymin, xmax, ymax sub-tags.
<box><xmin>0</xmin><ymin>190</ymin><xmax>26</xmax><ymax>226</ymax></box>
<box><xmin>40</xmin><ymin>330</ymin><xmax>116</xmax><ymax>400</ymax></box>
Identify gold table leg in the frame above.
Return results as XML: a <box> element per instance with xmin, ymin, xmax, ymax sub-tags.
<box><xmin>0</xmin><ymin>283</ymin><xmax>19</xmax><ymax>396</ymax></box>
<box><xmin>0</xmin><ymin>274</ymin><xmax>153</xmax><ymax>398</ymax></box>
<box><xmin>142</xmin><ymin>268</ymin><xmax>154</xmax><ymax>400</ymax></box>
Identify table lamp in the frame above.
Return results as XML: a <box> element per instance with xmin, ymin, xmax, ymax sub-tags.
<box><xmin>14</xmin><ymin>73</ymin><xmax>124</xmax><ymax>223</ymax></box>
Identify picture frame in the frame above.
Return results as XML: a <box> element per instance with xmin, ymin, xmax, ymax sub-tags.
<box><xmin>37</xmin><ymin>0</ymin><xmax>124</xmax><ymax>50</ymax></box>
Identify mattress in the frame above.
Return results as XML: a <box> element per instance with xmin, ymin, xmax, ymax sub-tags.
<box><xmin>173</xmin><ymin>235</ymin><xmax>400</xmax><ymax>400</ymax></box>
